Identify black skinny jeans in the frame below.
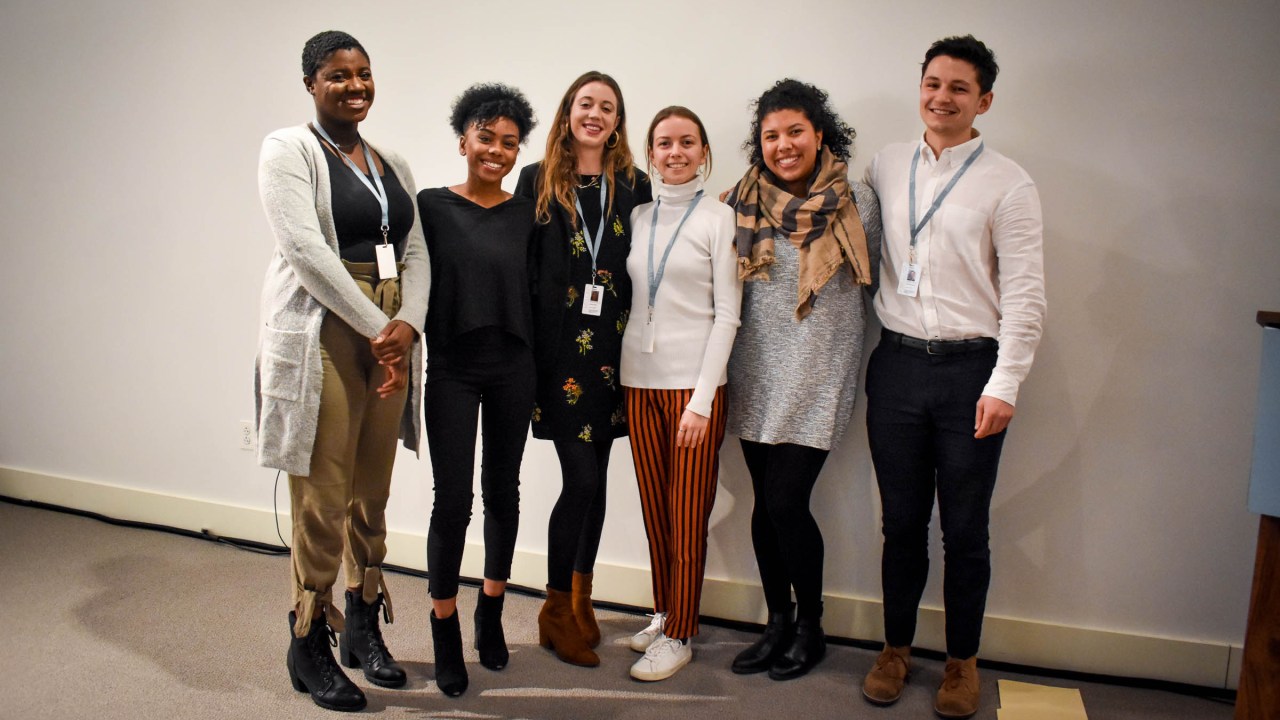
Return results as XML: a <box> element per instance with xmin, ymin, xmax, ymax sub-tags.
<box><xmin>739</xmin><ymin>439</ymin><xmax>830</xmax><ymax>620</ymax></box>
<box><xmin>425</xmin><ymin>329</ymin><xmax>535</xmax><ymax>599</ymax></box>
<box><xmin>865</xmin><ymin>337</ymin><xmax>1006</xmax><ymax>659</ymax></box>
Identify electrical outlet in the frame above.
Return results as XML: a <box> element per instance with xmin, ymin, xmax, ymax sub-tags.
<box><xmin>239</xmin><ymin>421</ymin><xmax>256</xmax><ymax>451</ymax></box>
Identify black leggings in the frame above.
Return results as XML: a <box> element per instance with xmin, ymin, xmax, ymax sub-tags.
<box><xmin>739</xmin><ymin>439</ymin><xmax>830</xmax><ymax>619</ymax></box>
<box><xmin>545</xmin><ymin>439</ymin><xmax>612</xmax><ymax>592</ymax></box>
<box><xmin>425</xmin><ymin>329</ymin><xmax>535</xmax><ymax>599</ymax></box>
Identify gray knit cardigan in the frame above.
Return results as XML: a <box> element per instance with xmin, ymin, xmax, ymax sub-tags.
<box><xmin>254</xmin><ymin>125</ymin><xmax>430</xmax><ymax>475</ymax></box>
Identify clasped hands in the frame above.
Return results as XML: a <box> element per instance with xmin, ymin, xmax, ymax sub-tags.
<box><xmin>370</xmin><ymin>319</ymin><xmax>415</xmax><ymax>398</ymax></box>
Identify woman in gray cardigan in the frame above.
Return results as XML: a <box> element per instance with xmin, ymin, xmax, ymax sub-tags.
<box><xmin>255</xmin><ymin>31</ymin><xmax>428</xmax><ymax>713</ymax></box>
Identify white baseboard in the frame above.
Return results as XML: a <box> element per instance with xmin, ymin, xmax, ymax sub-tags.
<box><xmin>0</xmin><ymin>466</ymin><xmax>1239</xmax><ymax>689</ymax></box>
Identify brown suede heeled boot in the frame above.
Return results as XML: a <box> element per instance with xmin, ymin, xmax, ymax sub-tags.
<box><xmin>571</xmin><ymin>571</ymin><xmax>601</xmax><ymax>648</ymax></box>
<box><xmin>538</xmin><ymin>587</ymin><xmax>600</xmax><ymax>667</ymax></box>
<box><xmin>934</xmin><ymin>656</ymin><xmax>980</xmax><ymax>719</ymax></box>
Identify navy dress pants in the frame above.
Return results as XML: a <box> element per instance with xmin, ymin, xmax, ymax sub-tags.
<box><xmin>865</xmin><ymin>335</ymin><xmax>1006</xmax><ymax>659</ymax></box>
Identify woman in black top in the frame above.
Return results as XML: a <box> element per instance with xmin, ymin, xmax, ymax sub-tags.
<box><xmin>513</xmin><ymin>70</ymin><xmax>650</xmax><ymax>667</ymax></box>
<box><xmin>419</xmin><ymin>83</ymin><xmax>538</xmax><ymax>697</ymax></box>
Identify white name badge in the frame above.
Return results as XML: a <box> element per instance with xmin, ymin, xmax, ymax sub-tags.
<box><xmin>582</xmin><ymin>284</ymin><xmax>604</xmax><ymax>316</ymax></box>
<box><xmin>897</xmin><ymin>261</ymin><xmax>920</xmax><ymax>297</ymax></box>
<box><xmin>641</xmin><ymin>313</ymin><xmax>656</xmax><ymax>353</ymax></box>
<box><xmin>375</xmin><ymin>243</ymin><xmax>398</xmax><ymax>280</ymax></box>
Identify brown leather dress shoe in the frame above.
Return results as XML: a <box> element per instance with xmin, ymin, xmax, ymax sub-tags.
<box><xmin>862</xmin><ymin>644</ymin><xmax>911</xmax><ymax>705</ymax></box>
<box><xmin>934</xmin><ymin>656</ymin><xmax>980</xmax><ymax>719</ymax></box>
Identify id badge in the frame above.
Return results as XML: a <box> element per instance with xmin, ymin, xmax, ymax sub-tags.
<box><xmin>641</xmin><ymin>310</ymin><xmax>656</xmax><ymax>353</ymax></box>
<box><xmin>375</xmin><ymin>243</ymin><xmax>399</xmax><ymax>280</ymax></box>
<box><xmin>582</xmin><ymin>284</ymin><xmax>604</xmax><ymax>316</ymax></box>
<box><xmin>897</xmin><ymin>261</ymin><xmax>920</xmax><ymax>297</ymax></box>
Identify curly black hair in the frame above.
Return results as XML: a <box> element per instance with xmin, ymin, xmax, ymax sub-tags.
<box><xmin>742</xmin><ymin>79</ymin><xmax>856</xmax><ymax>165</ymax></box>
<box><xmin>923</xmin><ymin>35</ymin><xmax>999</xmax><ymax>95</ymax></box>
<box><xmin>449</xmin><ymin>83</ymin><xmax>537</xmax><ymax>144</ymax></box>
<box><xmin>301</xmin><ymin>31</ymin><xmax>367</xmax><ymax>78</ymax></box>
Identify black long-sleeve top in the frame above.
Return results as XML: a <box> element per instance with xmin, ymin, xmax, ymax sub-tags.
<box><xmin>417</xmin><ymin>187</ymin><xmax>536</xmax><ymax>353</ymax></box>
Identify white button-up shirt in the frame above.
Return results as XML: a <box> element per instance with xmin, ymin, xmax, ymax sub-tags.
<box><xmin>866</xmin><ymin>134</ymin><xmax>1046</xmax><ymax>405</ymax></box>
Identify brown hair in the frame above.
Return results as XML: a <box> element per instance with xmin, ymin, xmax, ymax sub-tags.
<box><xmin>645</xmin><ymin>105</ymin><xmax>713</xmax><ymax>182</ymax></box>
<box><xmin>535</xmin><ymin>71</ymin><xmax>637</xmax><ymax>225</ymax></box>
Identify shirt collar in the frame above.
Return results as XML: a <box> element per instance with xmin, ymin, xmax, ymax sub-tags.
<box><xmin>917</xmin><ymin>131</ymin><xmax>984</xmax><ymax>169</ymax></box>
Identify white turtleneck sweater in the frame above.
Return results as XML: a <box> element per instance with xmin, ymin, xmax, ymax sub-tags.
<box><xmin>620</xmin><ymin>175</ymin><xmax>742</xmax><ymax>417</ymax></box>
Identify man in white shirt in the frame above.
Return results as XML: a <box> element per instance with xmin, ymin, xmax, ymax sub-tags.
<box><xmin>861</xmin><ymin>35</ymin><xmax>1045</xmax><ymax>719</ymax></box>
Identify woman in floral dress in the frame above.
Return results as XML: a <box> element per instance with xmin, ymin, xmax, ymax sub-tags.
<box><xmin>514</xmin><ymin>70</ymin><xmax>650</xmax><ymax>666</ymax></box>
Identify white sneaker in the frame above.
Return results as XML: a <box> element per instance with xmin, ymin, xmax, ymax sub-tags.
<box><xmin>630</xmin><ymin>634</ymin><xmax>692</xmax><ymax>681</ymax></box>
<box><xmin>629</xmin><ymin>612</ymin><xmax>666</xmax><ymax>652</ymax></box>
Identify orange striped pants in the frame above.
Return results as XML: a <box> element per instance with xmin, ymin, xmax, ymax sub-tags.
<box><xmin>625</xmin><ymin>385</ymin><xmax>729</xmax><ymax>640</ymax></box>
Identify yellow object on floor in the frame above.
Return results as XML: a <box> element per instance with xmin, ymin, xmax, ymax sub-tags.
<box><xmin>997</xmin><ymin>679</ymin><xmax>1088</xmax><ymax>719</ymax></box>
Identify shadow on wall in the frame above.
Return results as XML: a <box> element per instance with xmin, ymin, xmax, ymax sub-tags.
<box><xmin>989</xmin><ymin>328</ymin><xmax>1087</xmax><ymax>621</ymax></box>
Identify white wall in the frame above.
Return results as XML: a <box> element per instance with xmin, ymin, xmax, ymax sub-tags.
<box><xmin>1</xmin><ymin>0</ymin><xmax>1278</xmax><ymax>670</ymax></box>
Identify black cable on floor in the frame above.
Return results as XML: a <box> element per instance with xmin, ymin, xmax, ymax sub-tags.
<box><xmin>272</xmin><ymin>469</ymin><xmax>289</xmax><ymax>550</ymax></box>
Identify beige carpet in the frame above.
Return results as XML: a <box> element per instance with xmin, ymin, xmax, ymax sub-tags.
<box><xmin>0</xmin><ymin>501</ymin><xmax>1232</xmax><ymax>719</ymax></box>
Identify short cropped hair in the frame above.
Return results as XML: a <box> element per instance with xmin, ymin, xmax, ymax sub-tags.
<box><xmin>922</xmin><ymin>35</ymin><xmax>999</xmax><ymax>95</ymax></box>
<box><xmin>301</xmin><ymin>31</ymin><xmax>367</xmax><ymax>78</ymax></box>
<box><xmin>449</xmin><ymin>83</ymin><xmax>537</xmax><ymax>143</ymax></box>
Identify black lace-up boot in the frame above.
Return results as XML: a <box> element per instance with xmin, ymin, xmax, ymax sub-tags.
<box><xmin>339</xmin><ymin>590</ymin><xmax>406</xmax><ymax>688</ymax></box>
<box><xmin>287</xmin><ymin>611</ymin><xmax>366</xmax><ymax>712</ymax></box>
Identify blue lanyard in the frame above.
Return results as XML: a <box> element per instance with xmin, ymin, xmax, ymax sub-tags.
<box><xmin>908</xmin><ymin>142</ymin><xmax>984</xmax><ymax>258</ymax></box>
<box><xmin>573</xmin><ymin>174</ymin><xmax>609</xmax><ymax>279</ymax></box>
<box><xmin>313</xmin><ymin>121</ymin><xmax>390</xmax><ymax>243</ymax></box>
<box><xmin>646</xmin><ymin>191</ymin><xmax>704</xmax><ymax>311</ymax></box>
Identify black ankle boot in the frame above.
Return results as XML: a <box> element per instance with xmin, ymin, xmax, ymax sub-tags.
<box><xmin>287</xmin><ymin>611</ymin><xmax>367</xmax><ymax>712</ymax></box>
<box><xmin>339</xmin><ymin>590</ymin><xmax>406</xmax><ymax>688</ymax></box>
<box><xmin>731</xmin><ymin>604</ymin><xmax>795</xmax><ymax>674</ymax></box>
<box><xmin>768</xmin><ymin>615</ymin><xmax>826</xmax><ymax>681</ymax></box>
<box><xmin>474</xmin><ymin>592</ymin><xmax>509</xmax><ymax>671</ymax></box>
<box><xmin>430</xmin><ymin>610</ymin><xmax>469</xmax><ymax>697</ymax></box>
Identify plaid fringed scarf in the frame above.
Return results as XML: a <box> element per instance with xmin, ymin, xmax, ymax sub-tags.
<box><xmin>727</xmin><ymin>147</ymin><xmax>872</xmax><ymax>320</ymax></box>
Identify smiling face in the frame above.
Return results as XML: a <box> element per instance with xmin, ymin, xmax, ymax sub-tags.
<box><xmin>649</xmin><ymin>115</ymin><xmax>707</xmax><ymax>186</ymax></box>
<box><xmin>460</xmin><ymin>116</ymin><xmax>521</xmax><ymax>185</ymax></box>
<box><xmin>306</xmin><ymin>48</ymin><xmax>374</xmax><ymax>131</ymax></box>
<box><xmin>568</xmin><ymin>81</ymin><xmax>620</xmax><ymax>153</ymax></box>
<box><xmin>919</xmin><ymin>54</ymin><xmax>992</xmax><ymax>151</ymax></box>
<box><xmin>759</xmin><ymin>108</ymin><xmax>823</xmax><ymax>196</ymax></box>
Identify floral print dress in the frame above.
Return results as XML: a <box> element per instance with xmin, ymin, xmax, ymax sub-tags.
<box><xmin>532</xmin><ymin>178</ymin><xmax>634</xmax><ymax>442</ymax></box>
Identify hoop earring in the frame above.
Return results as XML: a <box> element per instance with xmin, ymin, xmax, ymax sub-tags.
<box><xmin>606</xmin><ymin>131</ymin><xmax>619</xmax><ymax>149</ymax></box>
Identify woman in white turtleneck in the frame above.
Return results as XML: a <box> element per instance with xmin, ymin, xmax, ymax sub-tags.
<box><xmin>620</xmin><ymin>106</ymin><xmax>742</xmax><ymax>682</ymax></box>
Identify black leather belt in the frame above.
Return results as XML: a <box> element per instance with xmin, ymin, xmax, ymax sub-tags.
<box><xmin>881</xmin><ymin>329</ymin><xmax>997</xmax><ymax>355</ymax></box>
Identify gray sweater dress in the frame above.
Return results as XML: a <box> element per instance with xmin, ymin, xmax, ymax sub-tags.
<box><xmin>725</xmin><ymin>181</ymin><xmax>882</xmax><ymax>451</ymax></box>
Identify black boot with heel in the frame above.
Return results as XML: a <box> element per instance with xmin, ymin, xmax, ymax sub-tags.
<box><xmin>474</xmin><ymin>591</ymin><xmax>509</xmax><ymax>670</ymax></box>
<box><xmin>287</xmin><ymin>611</ymin><xmax>367</xmax><ymax>712</ymax></box>
<box><xmin>430</xmin><ymin>609</ymin><xmax>469</xmax><ymax>697</ymax></box>
<box><xmin>339</xmin><ymin>589</ymin><xmax>406</xmax><ymax>688</ymax></box>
